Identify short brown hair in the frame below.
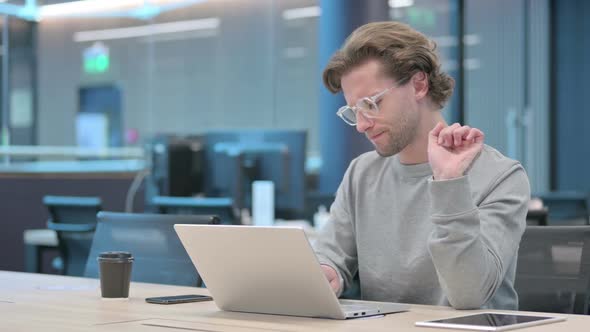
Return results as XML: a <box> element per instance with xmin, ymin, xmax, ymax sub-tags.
<box><xmin>323</xmin><ymin>21</ymin><xmax>454</xmax><ymax>109</ymax></box>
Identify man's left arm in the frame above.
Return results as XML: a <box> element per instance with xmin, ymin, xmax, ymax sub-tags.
<box><xmin>427</xmin><ymin>165</ymin><xmax>529</xmax><ymax>309</ymax></box>
<box><xmin>426</xmin><ymin>122</ymin><xmax>529</xmax><ymax>309</ymax></box>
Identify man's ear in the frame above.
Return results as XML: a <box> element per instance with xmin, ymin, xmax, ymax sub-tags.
<box><xmin>412</xmin><ymin>71</ymin><xmax>429</xmax><ymax>100</ymax></box>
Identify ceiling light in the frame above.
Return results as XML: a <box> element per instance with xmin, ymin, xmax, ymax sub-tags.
<box><xmin>388</xmin><ymin>0</ymin><xmax>414</xmax><ymax>9</ymax></box>
<box><xmin>73</xmin><ymin>17</ymin><xmax>220</xmax><ymax>42</ymax></box>
<box><xmin>282</xmin><ymin>6</ymin><xmax>321</xmax><ymax>20</ymax></box>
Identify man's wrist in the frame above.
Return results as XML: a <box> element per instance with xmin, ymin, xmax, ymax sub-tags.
<box><xmin>429</xmin><ymin>175</ymin><xmax>476</xmax><ymax>217</ymax></box>
<box><xmin>433</xmin><ymin>171</ymin><xmax>463</xmax><ymax>181</ymax></box>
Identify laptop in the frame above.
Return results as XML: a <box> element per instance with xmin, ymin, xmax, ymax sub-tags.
<box><xmin>174</xmin><ymin>224</ymin><xmax>409</xmax><ymax>319</ymax></box>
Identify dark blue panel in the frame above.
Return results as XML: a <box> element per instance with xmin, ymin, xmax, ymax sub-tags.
<box><xmin>318</xmin><ymin>0</ymin><xmax>375</xmax><ymax>194</ymax></box>
<box><xmin>555</xmin><ymin>0</ymin><xmax>590</xmax><ymax>191</ymax></box>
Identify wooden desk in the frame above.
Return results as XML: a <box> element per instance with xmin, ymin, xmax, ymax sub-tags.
<box><xmin>1</xmin><ymin>271</ymin><xmax>587</xmax><ymax>331</ymax></box>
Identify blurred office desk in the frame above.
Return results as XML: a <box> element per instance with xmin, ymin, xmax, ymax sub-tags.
<box><xmin>1</xmin><ymin>271</ymin><xmax>587</xmax><ymax>331</ymax></box>
<box><xmin>0</xmin><ymin>160</ymin><xmax>146</xmax><ymax>272</ymax></box>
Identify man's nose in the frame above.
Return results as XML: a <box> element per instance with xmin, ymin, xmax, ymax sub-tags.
<box><xmin>356</xmin><ymin>112</ymin><xmax>373</xmax><ymax>133</ymax></box>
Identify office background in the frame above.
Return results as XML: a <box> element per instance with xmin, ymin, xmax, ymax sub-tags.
<box><xmin>0</xmin><ymin>0</ymin><xmax>588</xmax><ymax>278</ymax></box>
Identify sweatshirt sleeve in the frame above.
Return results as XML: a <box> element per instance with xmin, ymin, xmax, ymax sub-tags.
<box><xmin>311</xmin><ymin>162</ymin><xmax>358</xmax><ymax>296</ymax></box>
<box><xmin>427</xmin><ymin>164</ymin><xmax>529</xmax><ymax>309</ymax></box>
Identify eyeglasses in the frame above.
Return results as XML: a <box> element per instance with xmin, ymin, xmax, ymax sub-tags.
<box><xmin>336</xmin><ymin>85</ymin><xmax>396</xmax><ymax>126</ymax></box>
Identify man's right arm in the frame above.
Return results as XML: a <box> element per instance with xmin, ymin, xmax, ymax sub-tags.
<box><xmin>312</xmin><ymin>163</ymin><xmax>358</xmax><ymax>296</ymax></box>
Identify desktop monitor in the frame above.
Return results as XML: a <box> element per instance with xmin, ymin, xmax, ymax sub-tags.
<box><xmin>144</xmin><ymin>134</ymin><xmax>205</xmax><ymax>202</ymax></box>
<box><xmin>203</xmin><ymin>129</ymin><xmax>306</xmax><ymax>218</ymax></box>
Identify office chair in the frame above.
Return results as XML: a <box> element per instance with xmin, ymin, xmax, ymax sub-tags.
<box><xmin>515</xmin><ymin>226</ymin><xmax>590</xmax><ymax>314</ymax></box>
<box><xmin>534</xmin><ymin>191</ymin><xmax>590</xmax><ymax>225</ymax></box>
<box><xmin>151</xmin><ymin>195</ymin><xmax>238</xmax><ymax>224</ymax></box>
<box><xmin>44</xmin><ymin>195</ymin><xmax>102</xmax><ymax>276</ymax></box>
<box><xmin>84</xmin><ymin>211</ymin><xmax>220</xmax><ymax>287</ymax></box>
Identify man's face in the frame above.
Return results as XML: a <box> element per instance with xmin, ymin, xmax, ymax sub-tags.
<box><xmin>340</xmin><ymin>60</ymin><xmax>421</xmax><ymax>157</ymax></box>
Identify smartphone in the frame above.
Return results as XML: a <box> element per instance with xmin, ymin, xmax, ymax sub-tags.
<box><xmin>145</xmin><ymin>294</ymin><xmax>213</xmax><ymax>305</ymax></box>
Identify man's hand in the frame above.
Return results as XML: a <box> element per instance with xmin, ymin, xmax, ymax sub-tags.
<box><xmin>428</xmin><ymin>122</ymin><xmax>484</xmax><ymax>180</ymax></box>
<box><xmin>321</xmin><ymin>264</ymin><xmax>341</xmax><ymax>293</ymax></box>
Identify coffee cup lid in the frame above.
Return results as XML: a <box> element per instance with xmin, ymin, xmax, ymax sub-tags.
<box><xmin>98</xmin><ymin>251</ymin><xmax>133</xmax><ymax>260</ymax></box>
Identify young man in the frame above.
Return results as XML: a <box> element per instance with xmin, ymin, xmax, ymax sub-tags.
<box><xmin>313</xmin><ymin>22</ymin><xmax>530</xmax><ymax>310</ymax></box>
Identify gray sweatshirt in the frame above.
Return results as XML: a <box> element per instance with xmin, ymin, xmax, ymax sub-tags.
<box><xmin>312</xmin><ymin>145</ymin><xmax>530</xmax><ymax>310</ymax></box>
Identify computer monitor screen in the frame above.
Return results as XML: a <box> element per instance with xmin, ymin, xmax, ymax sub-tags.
<box><xmin>204</xmin><ymin>129</ymin><xmax>306</xmax><ymax>218</ymax></box>
<box><xmin>145</xmin><ymin>134</ymin><xmax>204</xmax><ymax>199</ymax></box>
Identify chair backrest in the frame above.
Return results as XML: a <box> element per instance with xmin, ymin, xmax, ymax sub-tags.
<box><xmin>84</xmin><ymin>211</ymin><xmax>220</xmax><ymax>287</ymax></box>
<box><xmin>151</xmin><ymin>196</ymin><xmax>238</xmax><ymax>225</ymax></box>
<box><xmin>535</xmin><ymin>191</ymin><xmax>590</xmax><ymax>225</ymax></box>
<box><xmin>515</xmin><ymin>226</ymin><xmax>590</xmax><ymax>314</ymax></box>
<box><xmin>44</xmin><ymin>195</ymin><xmax>102</xmax><ymax>276</ymax></box>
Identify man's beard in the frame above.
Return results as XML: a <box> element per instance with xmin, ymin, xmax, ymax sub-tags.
<box><xmin>372</xmin><ymin>112</ymin><xmax>420</xmax><ymax>157</ymax></box>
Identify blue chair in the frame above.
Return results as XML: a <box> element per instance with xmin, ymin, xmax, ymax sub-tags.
<box><xmin>151</xmin><ymin>195</ymin><xmax>238</xmax><ymax>224</ymax></box>
<box><xmin>44</xmin><ymin>195</ymin><xmax>102</xmax><ymax>276</ymax></box>
<box><xmin>84</xmin><ymin>212</ymin><xmax>220</xmax><ymax>287</ymax></box>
